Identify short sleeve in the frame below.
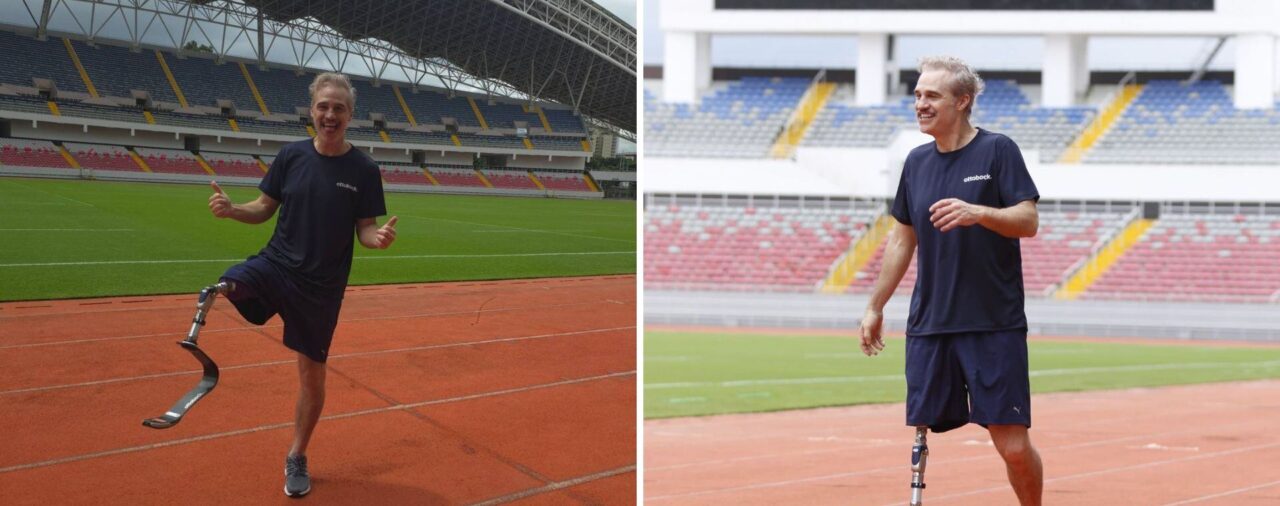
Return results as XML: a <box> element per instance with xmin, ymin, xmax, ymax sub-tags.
<box><xmin>259</xmin><ymin>148</ymin><xmax>287</xmax><ymax>201</ymax></box>
<box><xmin>356</xmin><ymin>163</ymin><xmax>387</xmax><ymax>219</ymax></box>
<box><xmin>996</xmin><ymin>138</ymin><xmax>1039</xmax><ymax>208</ymax></box>
<box><xmin>890</xmin><ymin>164</ymin><xmax>912</xmax><ymax>225</ymax></box>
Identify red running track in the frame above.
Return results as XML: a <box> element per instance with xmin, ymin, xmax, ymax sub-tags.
<box><xmin>646</xmin><ymin>377</ymin><xmax>1280</xmax><ymax>505</ymax></box>
<box><xmin>0</xmin><ymin>275</ymin><xmax>636</xmax><ymax>504</ymax></box>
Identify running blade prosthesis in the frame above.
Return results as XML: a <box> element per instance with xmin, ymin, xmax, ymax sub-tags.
<box><xmin>142</xmin><ymin>282</ymin><xmax>230</xmax><ymax>429</ymax></box>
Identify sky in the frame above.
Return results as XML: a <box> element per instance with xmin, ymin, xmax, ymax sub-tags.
<box><xmin>597</xmin><ymin>0</ymin><xmax>637</xmax><ymax>26</ymax></box>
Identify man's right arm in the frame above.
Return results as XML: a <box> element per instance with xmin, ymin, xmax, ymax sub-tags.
<box><xmin>860</xmin><ymin>221</ymin><xmax>917</xmax><ymax>356</ymax></box>
<box><xmin>209</xmin><ymin>181</ymin><xmax>279</xmax><ymax>224</ymax></box>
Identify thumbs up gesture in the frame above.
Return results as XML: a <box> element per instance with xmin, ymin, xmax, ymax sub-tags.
<box><xmin>208</xmin><ymin>181</ymin><xmax>233</xmax><ymax>218</ymax></box>
<box><xmin>375</xmin><ymin>216</ymin><xmax>398</xmax><ymax>249</ymax></box>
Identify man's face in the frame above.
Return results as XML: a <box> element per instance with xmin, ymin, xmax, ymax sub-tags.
<box><xmin>914</xmin><ymin>69</ymin><xmax>970</xmax><ymax>137</ymax></box>
<box><xmin>310</xmin><ymin>84</ymin><xmax>352</xmax><ymax>142</ymax></box>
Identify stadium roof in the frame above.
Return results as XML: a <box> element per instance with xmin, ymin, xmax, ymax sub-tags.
<box><xmin>24</xmin><ymin>0</ymin><xmax>634</xmax><ymax>135</ymax></box>
<box><xmin>230</xmin><ymin>0</ymin><xmax>636</xmax><ymax>133</ymax></box>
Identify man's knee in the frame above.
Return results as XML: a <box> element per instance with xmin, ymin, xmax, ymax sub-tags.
<box><xmin>989</xmin><ymin>426</ymin><xmax>1035</xmax><ymax>466</ymax></box>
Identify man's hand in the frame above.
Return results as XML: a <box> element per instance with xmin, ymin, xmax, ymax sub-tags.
<box><xmin>860</xmin><ymin>308</ymin><xmax>886</xmax><ymax>356</ymax></box>
<box><xmin>929</xmin><ymin>198</ymin><xmax>986</xmax><ymax>233</ymax></box>
<box><xmin>209</xmin><ymin>181</ymin><xmax>233</xmax><ymax>218</ymax></box>
<box><xmin>374</xmin><ymin>216</ymin><xmax>398</xmax><ymax>249</ymax></box>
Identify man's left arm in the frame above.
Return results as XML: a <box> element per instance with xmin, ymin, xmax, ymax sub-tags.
<box><xmin>928</xmin><ymin>198</ymin><xmax>1038</xmax><ymax>238</ymax></box>
<box><xmin>357</xmin><ymin>216</ymin><xmax>398</xmax><ymax>249</ymax></box>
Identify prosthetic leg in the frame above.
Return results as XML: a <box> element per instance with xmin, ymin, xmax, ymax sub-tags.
<box><xmin>910</xmin><ymin>426</ymin><xmax>929</xmax><ymax>506</ymax></box>
<box><xmin>142</xmin><ymin>282</ymin><xmax>232</xmax><ymax>429</ymax></box>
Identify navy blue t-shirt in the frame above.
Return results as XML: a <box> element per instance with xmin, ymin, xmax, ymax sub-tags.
<box><xmin>890</xmin><ymin>129</ymin><xmax>1039</xmax><ymax>336</ymax></box>
<box><xmin>258</xmin><ymin>139</ymin><xmax>386</xmax><ymax>299</ymax></box>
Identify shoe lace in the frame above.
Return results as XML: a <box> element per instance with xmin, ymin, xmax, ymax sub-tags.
<box><xmin>286</xmin><ymin>456</ymin><xmax>308</xmax><ymax>477</ymax></box>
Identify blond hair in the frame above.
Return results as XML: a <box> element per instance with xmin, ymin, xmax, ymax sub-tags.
<box><xmin>309</xmin><ymin>72</ymin><xmax>356</xmax><ymax>110</ymax></box>
<box><xmin>918</xmin><ymin>56</ymin><xmax>984</xmax><ymax>116</ymax></box>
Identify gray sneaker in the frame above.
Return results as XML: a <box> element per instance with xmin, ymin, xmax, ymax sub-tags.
<box><xmin>284</xmin><ymin>455</ymin><xmax>311</xmax><ymax>497</ymax></box>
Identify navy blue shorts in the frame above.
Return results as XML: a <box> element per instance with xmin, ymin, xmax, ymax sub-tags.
<box><xmin>220</xmin><ymin>255</ymin><xmax>343</xmax><ymax>363</ymax></box>
<box><xmin>905</xmin><ymin>329</ymin><xmax>1031</xmax><ymax>433</ymax></box>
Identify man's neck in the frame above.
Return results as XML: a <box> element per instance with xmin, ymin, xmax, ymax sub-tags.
<box><xmin>934</xmin><ymin>124</ymin><xmax>978</xmax><ymax>153</ymax></box>
<box><xmin>313</xmin><ymin>136</ymin><xmax>350</xmax><ymax>157</ymax></box>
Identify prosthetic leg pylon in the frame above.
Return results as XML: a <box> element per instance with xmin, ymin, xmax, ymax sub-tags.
<box><xmin>910</xmin><ymin>426</ymin><xmax>929</xmax><ymax>506</ymax></box>
<box><xmin>142</xmin><ymin>282</ymin><xmax>232</xmax><ymax>429</ymax></box>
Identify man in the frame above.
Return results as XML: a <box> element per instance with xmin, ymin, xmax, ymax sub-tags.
<box><xmin>859</xmin><ymin>56</ymin><xmax>1043</xmax><ymax>506</ymax></box>
<box><xmin>208</xmin><ymin>72</ymin><xmax>398</xmax><ymax>497</ymax></box>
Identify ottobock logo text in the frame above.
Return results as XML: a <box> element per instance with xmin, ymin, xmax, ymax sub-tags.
<box><xmin>336</xmin><ymin>182</ymin><xmax>358</xmax><ymax>192</ymax></box>
<box><xmin>963</xmin><ymin>174</ymin><xmax>991</xmax><ymax>183</ymax></box>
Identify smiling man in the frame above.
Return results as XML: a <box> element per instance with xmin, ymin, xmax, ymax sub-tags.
<box><xmin>206</xmin><ymin>72</ymin><xmax>398</xmax><ymax>497</ymax></box>
<box><xmin>858</xmin><ymin>56</ymin><xmax>1043</xmax><ymax>506</ymax></box>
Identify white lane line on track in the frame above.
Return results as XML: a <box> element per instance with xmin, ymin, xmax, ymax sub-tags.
<box><xmin>467</xmin><ymin>465</ymin><xmax>637</xmax><ymax>506</ymax></box>
<box><xmin>0</xmin><ymin>370</ymin><xmax>635</xmax><ymax>475</ymax></box>
<box><xmin>1161</xmin><ymin>479</ymin><xmax>1280</xmax><ymax>505</ymax></box>
<box><xmin>644</xmin><ymin>360</ymin><xmax>1280</xmax><ymax>389</ymax></box>
<box><xmin>0</xmin><ymin>251</ymin><xmax>634</xmax><ymax>268</ymax></box>
<box><xmin>0</xmin><ymin>299</ymin><xmax>632</xmax><ymax>348</ymax></box>
<box><xmin>0</xmin><ymin>326</ymin><xmax>635</xmax><ymax>396</ymax></box>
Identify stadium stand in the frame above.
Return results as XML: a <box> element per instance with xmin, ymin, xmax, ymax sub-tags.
<box><xmin>1086</xmin><ymin>80</ymin><xmax>1280</xmax><ymax>165</ymax></box>
<box><xmin>535</xmin><ymin>171</ymin><xmax>593</xmax><ymax>192</ymax></box>
<box><xmin>429</xmin><ymin>166</ymin><xmax>486</xmax><ymax>187</ymax></box>
<box><xmin>133</xmin><ymin>147</ymin><xmax>207</xmax><ymax>176</ymax></box>
<box><xmin>530</xmin><ymin>135</ymin><xmax>587</xmax><ymax>151</ymax></box>
<box><xmin>201</xmin><ymin>151</ymin><xmax>263</xmax><ymax>177</ymax></box>
<box><xmin>386</xmin><ymin>129</ymin><xmax>457</xmax><ymax>145</ymax></box>
<box><xmin>0</xmin><ymin>138</ymin><xmax>72</xmax><ymax>169</ymax></box>
<box><xmin>163</xmin><ymin>54</ymin><xmax>260</xmax><ymax>110</ymax></box>
<box><xmin>350</xmin><ymin>80</ymin><xmax>408</xmax><ymax>124</ymax></box>
<box><xmin>151</xmin><ymin>110</ymin><xmax>233</xmax><ymax>131</ymax></box>
<box><xmin>542</xmin><ymin>108</ymin><xmax>587</xmax><ymax>134</ymax></box>
<box><xmin>645</xmin><ymin>201</ymin><xmax>881</xmax><ymax>291</ymax></box>
<box><xmin>1085</xmin><ymin>212</ymin><xmax>1280</xmax><ymax>303</ymax></box>
<box><xmin>243</xmin><ymin>65</ymin><xmax>312</xmax><ymax>117</ymax></box>
<box><xmin>55</xmin><ymin>100</ymin><xmax>147</xmax><ymax>123</ymax></box>
<box><xmin>72</xmin><ymin>40</ymin><xmax>179</xmax><ymax>104</ymax></box>
<box><xmin>63</xmin><ymin>142</ymin><xmax>142</xmax><ymax>173</ymax></box>
<box><xmin>379</xmin><ymin>163</ymin><xmax>431</xmax><ymax>186</ymax></box>
<box><xmin>0</xmin><ymin>94</ymin><xmax>56</xmax><ymax>115</ymax></box>
<box><xmin>484</xmin><ymin>169</ymin><xmax>539</xmax><ymax>189</ymax></box>
<box><xmin>0</xmin><ymin>32</ymin><xmax>87</xmax><ymax>94</ymax></box>
<box><xmin>398</xmin><ymin>88</ymin><xmax>482</xmax><ymax>128</ymax></box>
<box><xmin>801</xmin><ymin>80</ymin><xmax>1094</xmax><ymax>161</ymax></box>
<box><xmin>645</xmin><ymin>77</ymin><xmax>810</xmax><ymax>158</ymax></box>
<box><xmin>847</xmin><ymin>207</ymin><xmax>1133</xmax><ymax>297</ymax></box>
<box><xmin>232</xmin><ymin>117</ymin><xmax>309</xmax><ymax>137</ymax></box>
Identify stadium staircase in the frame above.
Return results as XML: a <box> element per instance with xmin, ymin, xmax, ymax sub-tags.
<box><xmin>1056</xmin><ymin>214</ymin><xmax>1153</xmax><ymax>299</ymax></box>
<box><xmin>391</xmin><ymin>86</ymin><xmax>418</xmax><ymax>127</ymax></box>
<box><xmin>770</xmin><ymin>81</ymin><xmax>835</xmax><ymax>158</ymax></box>
<box><xmin>526</xmin><ymin>171</ymin><xmax>546</xmax><ymax>190</ymax></box>
<box><xmin>467</xmin><ymin>97</ymin><xmax>490</xmax><ymax>130</ymax></box>
<box><xmin>238</xmin><ymin>62</ymin><xmax>271</xmax><ymax>115</ymax></box>
<box><xmin>820</xmin><ymin>214</ymin><xmax>893</xmax><ymax>293</ymax></box>
<box><xmin>154</xmin><ymin>50</ymin><xmax>189</xmax><ymax>109</ymax></box>
<box><xmin>1059</xmin><ymin>82</ymin><xmax>1142</xmax><ymax>163</ymax></box>
<box><xmin>62</xmin><ymin>38</ymin><xmax>99</xmax><ymax>98</ymax></box>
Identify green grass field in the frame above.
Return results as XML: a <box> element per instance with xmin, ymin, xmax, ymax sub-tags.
<box><xmin>645</xmin><ymin>330</ymin><xmax>1280</xmax><ymax>419</ymax></box>
<box><xmin>0</xmin><ymin>177</ymin><xmax>635</xmax><ymax>301</ymax></box>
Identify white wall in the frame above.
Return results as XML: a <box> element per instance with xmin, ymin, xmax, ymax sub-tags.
<box><xmin>506</xmin><ymin>154</ymin><xmax>585</xmax><ymax>170</ymax></box>
<box><xmin>648</xmin><ymin>145</ymin><xmax>1280</xmax><ymax>203</ymax></box>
